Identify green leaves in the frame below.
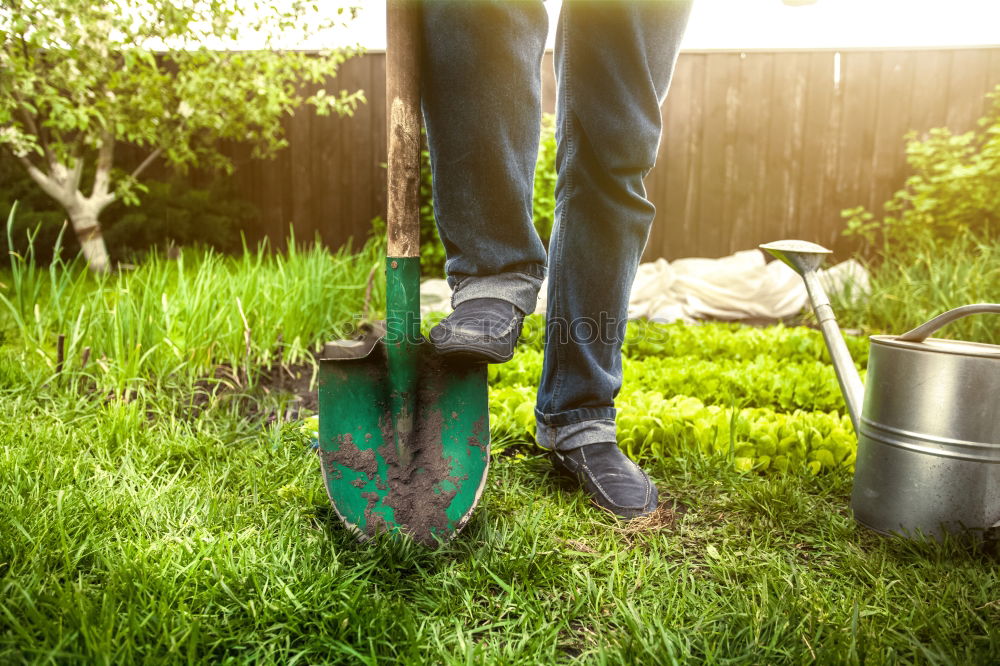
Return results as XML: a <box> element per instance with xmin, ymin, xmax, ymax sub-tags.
<box><xmin>1</xmin><ymin>0</ymin><xmax>364</xmax><ymax>269</ymax></box>
<box><xmin>841</xmin><ymin>83</ymin><xmax>1000</xmax><ymax>253</ymax></box>
<box><xmin>486</xmin><ymin>319</ymin><xmax>864</xmax><ymax>476</ymax></box>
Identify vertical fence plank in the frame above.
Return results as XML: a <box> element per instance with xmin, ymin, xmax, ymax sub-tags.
<box><xmin>797</xmin><ymin>51</ymin><xmax>838</xmax><ymax>250</ymax></box>
<box><xmin>834</xmin><ymin>51</ymin><xmax>881</xmax><ymax>232</ymax></box>
<box><xmin>369</xmin><ymin>53</ymin><xmax>388</xmax><ymax>237</ymax></box>
<box><xmin>820</xmin><ymin>52</ymin><xmax>845</xmax><ymax>253</ymax></box>
<box><xmin>989</xmin><ymin>49</ymin><xmax>1000</xmax><ymax>96</ymax></box>
<box><xmin>681</xmin><ymin>53</ymin><xmax>708</xmax><ymax>259</ymax></box>
<box><xmin>785</xmin><ymin>53</ymin><xmax>810</xmax><ymax>243</ymax></box>
<box><xmin>763</xmin><ymin>54</ymin><xmax>802</xmax><ymax>246</ymax></box>
<box><xmin>946</xmin><ymin>50</ymin><xmax>989</xmax><ymax>131</ymax></box>
<box><xmin>651</xmin><ymin>53</ymin><xmax>695</xmax><ymax>260</ymax></box>
<box><xmin>908</xmin><ymin>50</ymin><xmax>952</xmax><ymax>139</ymax></box>
<box><xmin>335</xmin><ymin>63</ymin><xmax>350</xmax><ymax>250</ymax></box>
<box><xmin>870</xmin><ymin>50</ymin><xmax>916</xmax><ymax>223</ymax></box>
<box><xmin>653</xmin><ymin>52</ymin><xmax>707</xmax><ymax>260</ymax></box>
<box><xmin>348</xmin><ymin>58</ymin><xmax>373</xmax><ymax>247</ymax></box>
<box><xmin>725</xmin><ymin>52</ymin><xmax>773</xmax><ymax>254</ymax></box>
<box><xmin>289</xmin><ymin>81</ymin><xmax>314</xmax><ymax>243</ymax></box>
<box><xmin>697</xmin><ymin>53</ymin><xmax>741</xmax><ymax>257</ymax></box>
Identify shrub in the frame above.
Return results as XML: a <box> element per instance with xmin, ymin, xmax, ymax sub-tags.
<box><xmin>837</xmin><ymin>84</ymin><xmax>1000</xmax><ymax>344</ymax></box>
<box><xmin>101</xmin><ymin>177</ymin><xmax>258</xmax><ymax>261</ymax></box>
<box><xmin>842</xmin><ymin>84</ymin><xmax>1000</xmax><ymax>252</ymax></box>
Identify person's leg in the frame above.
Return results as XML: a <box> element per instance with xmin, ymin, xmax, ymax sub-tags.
<box><xmin>420</xmin><ymin>0</ymin><xmax>548</xmax><ymax>321</ymax></box>
<box><xmin>536</xmin><ymin>0</ymin><xmax>692</xmax><ymax>515</ymax></box>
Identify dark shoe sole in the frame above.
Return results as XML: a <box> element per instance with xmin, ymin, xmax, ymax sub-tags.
<box><xmin>431</xmin><ymin>342</ymin><xmax>514</xmax><ymax>364</ymax></box>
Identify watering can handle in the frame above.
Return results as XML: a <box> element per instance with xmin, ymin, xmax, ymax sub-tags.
<box><xmin>386</xmin><ymin>0</ymin><xmax>422</xmax><ymax>258</ymax></box>
<box><xmin>896</xmin><ymin>304</ymin><xmax>1000</xmax><ymax>343</ymax></box>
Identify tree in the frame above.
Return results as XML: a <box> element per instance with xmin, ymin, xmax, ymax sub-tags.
<box><xmin>0</xmin><ymin>0</ymin><xmax>364</xmax><ymax>271</ymax></box>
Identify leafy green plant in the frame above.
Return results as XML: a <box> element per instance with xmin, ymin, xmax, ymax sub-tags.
<box><xmin>417</xmin><ymin>114</ymin><xmax>558</xmax><ymax>278</ymax></box>
<box><xmin>485</xmin><ymin>316</ymin><xmax>868</xmax><ymax>476</ymax></box>
<box><xmin>843</xmin><ymin>84</ymin><xmax>1000</xmax><ymax>253</ymax></box>
<box><xmin>489</xmin><ymin>347</ymin><xmax>858</xmax><ymax>413</ymax></box>
<box><xmin>488</xmin><ymin>386</ymin><xmax>856</xmax><ymax>476</ymax></box>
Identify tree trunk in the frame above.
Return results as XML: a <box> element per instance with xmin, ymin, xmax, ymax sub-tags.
<box><xmin>67</xmin><ymin>211</ymin><xmax>111</xmax><ymax>273</ymax></box>
<box><xmin>17</xmin><ymin>145</ymin><xmax>117</xmax><ymax>273</ymax></box>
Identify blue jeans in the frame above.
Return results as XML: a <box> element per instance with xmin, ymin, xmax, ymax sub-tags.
<box><xmin>421</xmin><ymin>0</ymin><xmax>692</xmax><ymax>451</ymax></box>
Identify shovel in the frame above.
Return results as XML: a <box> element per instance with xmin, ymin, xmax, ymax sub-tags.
<box><xmin>317</xmin><ymin>0</ymin><xmax>489</xmax><ymax>546</ymax></box>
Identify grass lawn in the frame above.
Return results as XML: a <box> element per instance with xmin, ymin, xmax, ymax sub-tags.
<box><xmin>0</xmin><ymin>239</ymin><xmax>998</xmax><ymax>663</ymax></box>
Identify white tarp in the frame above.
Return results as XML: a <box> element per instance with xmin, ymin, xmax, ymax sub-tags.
<box><xmin>420</xmin><ymin>249</ymin><xmax>869</xmax><ymax>322</ymax></box>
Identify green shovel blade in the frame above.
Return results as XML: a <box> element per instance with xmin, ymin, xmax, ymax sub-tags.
<box><xmin>318</xmin><ymin>258</ymin><xmax>489</xmax><ymax>545</ymax></box>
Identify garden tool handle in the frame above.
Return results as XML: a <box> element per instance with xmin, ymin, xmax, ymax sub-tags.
<box><xmin>386</xmin><ymin>0</ymin><xmax>422</xmax><ymax>258</ymax></box>
<box><xmin>896</xmin><ymin>304</ymin><xmax>1000</xmax><ymax>343</ymax></box>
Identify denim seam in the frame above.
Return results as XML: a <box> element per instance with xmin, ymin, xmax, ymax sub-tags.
<box><xmin>536</xmin><ymin>408</ymin><xmax>616</xmax><ymax>427</ymax></box>
<box><xmin>551</xmin><ymin>3</ymin><xmax>576</xmax><ymax>415</ymax></box>
<box><xmin>456</xmin><ymin>267</ymin><xmax>546</xmax><ymax>283</ymax></box>
<box><xmin>449</xmin><ymin>270</ymin><xmax>544</xmax><ymax>285</ymax></box>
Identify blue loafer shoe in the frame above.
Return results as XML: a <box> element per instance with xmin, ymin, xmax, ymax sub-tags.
<box><xmin>428</xmin><ymin>297</ymin><xmax>525</xmax><ymax>363</ymax></box>
<box><xmin>549</xmin><ymin>442</ymin><xmax>659</xmax><ymax>519</ymax></box>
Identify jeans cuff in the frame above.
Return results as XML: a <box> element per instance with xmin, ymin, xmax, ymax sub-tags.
<box><xmin>450</xmin><ymin>271</ymin><xmax>543</xmax><ymax>315</ymax></box>
<box><xmin>535</xmin><ymin>418</ymin><xmax>617</xmax><ymax>452</ymax></box>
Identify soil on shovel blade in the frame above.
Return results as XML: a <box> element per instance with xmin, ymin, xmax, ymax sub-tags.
<box><xmin>319</xmin><ymin>355</ymin><xmax>489</xmax><ymax>546</ymax></box>
<box><xmin>320</xmin><ymin>412</ymin><xmax>489</xmax><ymax>546</ymax></box>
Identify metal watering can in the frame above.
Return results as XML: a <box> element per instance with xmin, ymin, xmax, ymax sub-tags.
<box><xmin>761</xmin><ymin>240</ymin><xmax>1000</xmax><ymax>540</ymax></box>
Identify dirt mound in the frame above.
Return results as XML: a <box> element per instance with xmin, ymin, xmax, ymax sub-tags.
<box><xmin>190</xmin><ymin>360</ymin><xmax>317</xmax><ymax>421</ymax></box>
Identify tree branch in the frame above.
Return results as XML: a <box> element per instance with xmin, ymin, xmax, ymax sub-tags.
<box><xmin>69</xmin><ymin>151</ymin><xmax>84</xmax><ymax>192</ymax></box>
<box><xmin>15</xmin><ymin>153</ymin><xmax>73</xmax><ymax>208</ymax></box>
<box><xmin>92</xmin><ymin>132</ymin><xmax>113</xmax><ymax>185</ymax></box>
<box><xmin>12</xmin><ymin>29</ymin><xmax>58</xmax><ymax>167</ymax></box>
<box><xmin>13</xmin><ymin>95</ymin><xmax>40</xmax><ymax>138</ymax></box>
<box><xmin>10</xmin><ymin>88</ymin><xmax>56</xmax><ymax>167</ymax></box>
<box><xmin>129</xmin><ymin>146</ymin><xmax>163</xmax><ymax>181</ymax></box>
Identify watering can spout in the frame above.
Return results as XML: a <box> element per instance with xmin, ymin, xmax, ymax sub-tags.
<box><xmin>760</xmin><ymin>240</ymin><xmax>865</xmax><ymax>433</ymax></box>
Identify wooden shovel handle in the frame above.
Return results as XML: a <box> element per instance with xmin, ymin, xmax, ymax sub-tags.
<box><xmin>386</xmin><ymin>0</ymin><xmax>422</xmax><ymax>258</ymax></box>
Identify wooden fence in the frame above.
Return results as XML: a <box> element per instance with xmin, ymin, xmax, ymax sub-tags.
<box><xmin>218</xmin><ymin>47</ymin><xmax>1000</xmax><ymax>259</ymax></box>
